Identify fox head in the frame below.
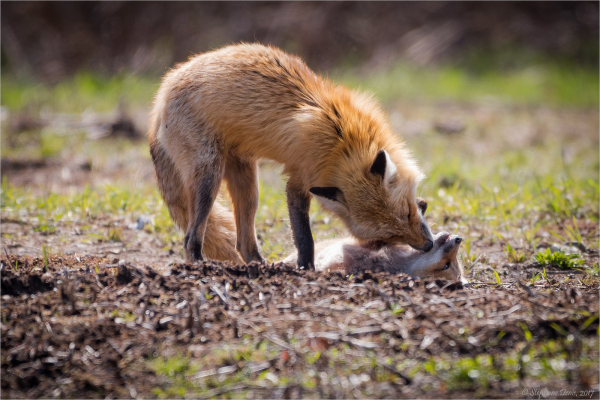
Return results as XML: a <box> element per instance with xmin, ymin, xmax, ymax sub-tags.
<box><xmin>310</xmin><ymin>149</ymin><xmax>434</xmax><ymax>252</ymax></box>
<box><xmin>408</xmin><ymin>231</ymin><xmax>465</xmax><ymax>281</ymax></box>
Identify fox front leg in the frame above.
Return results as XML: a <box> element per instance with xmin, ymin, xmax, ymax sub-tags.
<box><xmin>286</xmin><ymin>179</ymin><xmax>314</xmax><ymax>270</ymax></box>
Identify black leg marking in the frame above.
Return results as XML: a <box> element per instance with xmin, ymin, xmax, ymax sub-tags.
<box><xmin>286</xmin><ymin>180</ymin><xmax>314</xmax><ymax>270</ymax></box>
<box><xmin>185</xmin><ymin>166</ymin><xmax>222</xmax><ymax>262</ymax></box>
<box><xmin>185</xmin><ymin>232</ymin><xmax>203</xmax><ymax>262</ymax></box>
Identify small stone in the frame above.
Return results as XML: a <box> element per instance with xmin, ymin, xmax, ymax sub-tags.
<box><xmin>135</xmin><ymin>216</ymin><xmax>152</xmax><ymax>230</ymax></box>
<box><xmin>381</xmin><ymin>322</ymin><xmax>396</xmax><ymax>332</ymax></box>
<box><xmin>565</xmin><ymin>241</ymin><xmax>586</xmax><ymax>252</ymax></box>
<box><xmin>550</xmin><ymin>243</ymin><xmax>580</xmax><ymax>255</ymax></box>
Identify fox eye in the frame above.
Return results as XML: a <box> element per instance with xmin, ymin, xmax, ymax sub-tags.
<box><xmin>442</xmin><ymin>262</ymin><xmax>450</xmax><ymax>270</ymax></box>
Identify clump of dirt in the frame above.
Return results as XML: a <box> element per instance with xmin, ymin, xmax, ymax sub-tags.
<box><xmin>1</xmin><ymin>254</ymin><xmax>598</xmax><ymax>398</ymax></box>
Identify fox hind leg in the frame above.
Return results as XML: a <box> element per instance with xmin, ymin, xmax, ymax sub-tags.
<box><xmin>224</xmin><ymin>156</ymin><xmax>264</xmax><ymax>263</ymax></box>
<box><xmin>183</xmin><ymin>153</ymin><xmax>224</xmax><ymax>262</ymax></box>
<box><xmin>149</xmin><ymin>138</ymin><xmax>189</xmax><ymax>231</ymax></box>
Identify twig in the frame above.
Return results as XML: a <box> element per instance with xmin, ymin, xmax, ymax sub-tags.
<box><xmin>116</xmin><ymin>281</ymin><xmax>135</xmax><ymax>296</ymax></box>
<box><xmin>199</xmin><ymin>286</ymin><xmax>206</xmax><ymax>307</ymax></box>
<box><xmin>3</xmin><ymin>248</ymin><xmax>15</xmax><ymax>271</ymax></box>
<box><xmin>469</xmin><ymin>281</ymin><xmax>515</xmax><ymax>287</ymax></box>
<box><xmin>347</xmin><ymin>326</ymin><xmax>382</xmax><ymax>336</ymax></box>
<box><xmin>496</xmin><ymin>304</ymin><xmax>522</xmax><ymax>317</ymax></box>
<box><xmin>185</xmin><ymin>301</ymin><xmax>194</xmax><ymax>331</ymax></box>
<box><xmin>428</xmin><ymin>295</ymin><xmax>459</xmax><ymax>312</ymax></box>
<box><xmin>263</xmin><ymin>334</ymin><xmax>294</xmax><ymax>351</ymax></box>
<box><xmin>248</xmin><ymin>280</ymin><xmax>265</xmax><ymax>292</ymax></box>
<box><xmin>246</xmin><ymin>360</ymin><xmax>272</xmax><ymax>374</ymax></box>
<box><xmin>428</xmin><ymin>294</ymin><xmax>488</xmax><ymax>304</ymax></box>
<box><xmin>341</xmin><ymin>335</ymin><xmax>378</xmax><ymax>349</ymax></box>
<box><xmin>194</xmin><ymin>293</ymin><xmax>204</xmax><ymax>333</ymax></box>
<box><xmin>376</xmin><ymin>359</ymin><xmax>412</xmax><ymax>384</ymax></box>
<box><xmin>190</xmin><ymin>365</ymin><xmax>238</xmax><ymax>381</ymax></box>
<box><xmin>375</xmin><ymin>284</ymin><xmax>393</xmax><ymax>310</ymax></box>
<box><xmin>232</xmin><ymin>317</ymin><xmax>239</xmax><ymax>339</ymax></box>
<box><xmin>517</xmin><ymin>281</ymin><xmax>536</xmax><ymax>297</ymax></box>
<box><xmin>545</xmin><ymin>270</ymin><xmax>585</xmax><ymax>275</ymax></box>
<box><xmin>237</xmin><ymin>319</ymin><xmax>262</xmax><ymax>333</ymax></box>
<box><xmin>198</xmin><ymin>384</ymin><xmax>247</xmax><ymax>399</ymax></box>
<box><xmin>467</xmin><ymin>253</ymin><xmax>485</xmax><ymax>271</ymax></box>
<box><xmin>315</xmin><ymin>296</ymin><xmax>334</xmax><ymax>307</ymax></box>
<box><xmin>93</xmin><ymin>274</ymin><xmax>105</xmax><ymax>289</ymax></box>
<box><xmin>210</xmin><ymin>283</ymin><xmax>228</xmax><ymax>308</ymax></box>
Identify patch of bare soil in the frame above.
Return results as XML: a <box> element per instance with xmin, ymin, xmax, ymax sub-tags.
<box><xmin>2</xmin><ymin>254</ymin><xmax>598</xmax><ymax>398</ymax></box>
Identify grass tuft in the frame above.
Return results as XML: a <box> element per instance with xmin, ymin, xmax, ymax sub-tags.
<box><xmin>534</xmin><ymin>248</ymin><xmax>585</xmax><ymax>270</ymax></box>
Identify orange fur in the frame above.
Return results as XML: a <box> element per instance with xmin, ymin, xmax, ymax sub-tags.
<box><xmin>149</xmin><ymin>43</ymin><xmax>433</xmax><ymax>265</ymax></box>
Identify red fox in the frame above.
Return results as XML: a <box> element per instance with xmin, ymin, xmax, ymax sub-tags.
<box><xmin>148</xmin><ymin>43</ymin><xmax>433</xmax><ymax>268</ymax></box>
<box><xmin>284</xmin><ymin>231</ymin><xmax>465</xmax><ymax>282</ymax></box>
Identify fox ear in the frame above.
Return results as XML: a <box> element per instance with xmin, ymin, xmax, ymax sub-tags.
<box><xmin>417</xmin><ymin>197</ymin><xmax>428</xmax><ymax>215</ymax></box>
<box><xmin>370</xmin><ymin>150</ymin><xmax>397</xmax><ymax>183</ymax></box>
<box><xmin>310</xmin><ymin>187</ymin><xmax>343</xmax><ymax>202</ymax></box>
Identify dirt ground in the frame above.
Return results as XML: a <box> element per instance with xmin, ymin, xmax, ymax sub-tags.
<box><xmin>1</xmin><ymin>252</ymin><xmax>599</xmax><ymax>399</ymax></box>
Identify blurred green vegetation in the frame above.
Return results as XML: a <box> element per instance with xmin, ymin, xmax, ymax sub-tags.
<box><xmin>1</xmin><ymin>72</ymin><xmax>159</xmax><ymax>113</ymax></box>
<box><xmin>144</xmin><ymin>335</ymin><xmax>598</xmax><ymax>398</ymax></box>
<box><xmin>336</xmin><ymin>53</ymin><xmax>599</xmax><ymax>108</ymax></box>
<box><xmin>2</xmin><ymin>50</ymin><xmax>598</xmax><ymax>114</ymax></box>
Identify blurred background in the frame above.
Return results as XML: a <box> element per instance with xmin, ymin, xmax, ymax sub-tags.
<box><xmin>2</xmin><ymin>1</ymin><xmax>598</xmax><ymax>131</ymax></box>
<box><xmin>2</xmin><ymin>2</ymin><xmax>599</xmax><ymax>81</ymax></box>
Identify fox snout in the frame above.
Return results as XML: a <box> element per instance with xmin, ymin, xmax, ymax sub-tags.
<box><xmin>411</xmin><ymin>239</ymin><xmax>433</xmax><ymax>252</ymax></box>
<box><xmin>423</xmin><ymin>240</ymin><xmax>433</xmax><ymax>251</ymax></box>
<box><xmin>446</xmin><ymin>235</ymin><xmax>462</xmax><ymax>250</ymax></box>
<box><xmin>409</xmin><ymin>222</ymin><xmax>434</xmax><ymax>252</ymax></box>
<box><xmin>432</xmin><ymin>232</ymin><xmax>463</xmax><ymax>253</ymax></box>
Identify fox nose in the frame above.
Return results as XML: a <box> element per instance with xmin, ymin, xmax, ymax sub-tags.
<box><xmin>423</xmin><ymin>240</ymin><xmax>433</xmax><ymax>252</ymax></box>
<box><xmin>455</xmin><ymin>237</ymin><xmax>462</xmax><ymax>244</ymax></box>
